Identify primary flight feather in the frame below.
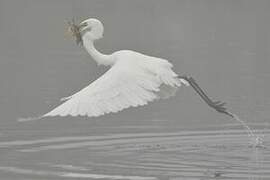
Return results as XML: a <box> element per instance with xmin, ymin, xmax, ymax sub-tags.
<box><xmin>19</xmin><ymin>18</ymin><xmax>231</xmax><ymax>121</ymax></box>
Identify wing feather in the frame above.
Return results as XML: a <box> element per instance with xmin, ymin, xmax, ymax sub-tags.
<box><xmin>43</xmin><ymin>54</ymin><xmax>186</xmax><ymax>118</ymax></box>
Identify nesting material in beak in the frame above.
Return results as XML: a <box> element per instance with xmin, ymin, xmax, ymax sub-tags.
<box><xmin>66</xmin><ymin>18</ymin><xmax>83</xmax><ymax>46</ymax></box>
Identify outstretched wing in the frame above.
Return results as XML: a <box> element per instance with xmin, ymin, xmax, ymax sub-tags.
<box><xmin>43</xmin><ymin>58</ymin><xmax>185</xmax><ymax>118</ymax></box>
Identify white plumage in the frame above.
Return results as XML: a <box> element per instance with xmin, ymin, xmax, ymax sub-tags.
<box><xmin>18</xmin><ymin>18</ymin><xmax>232</xmax><ymax>122</ymax></box>
<box><xmin>43</xmin><ymin>18</ymin><xmax>189</xmax><ymax>118</ymax></box>
<box><xmin>45</xmin><ymin>50</ymin><xmax>188</xmax><ymax>117</ymax></box>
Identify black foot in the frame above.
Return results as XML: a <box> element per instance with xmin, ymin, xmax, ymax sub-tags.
<box><xmin>179</xmin><ymin>75</ymin><xmax>233</xmax><ymax>117</ymax></box>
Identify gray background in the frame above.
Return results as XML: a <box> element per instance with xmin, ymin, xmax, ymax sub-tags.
<box><xmin>0</xmin><ymin>0</ymin><xmax>269</xmax><ymax>137</ymax></box>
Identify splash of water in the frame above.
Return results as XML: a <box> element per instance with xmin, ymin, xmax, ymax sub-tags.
<box><xmin>226</xmin><ymin>111</ymin><xmax>264</xmax><ymax>148</ymax></box>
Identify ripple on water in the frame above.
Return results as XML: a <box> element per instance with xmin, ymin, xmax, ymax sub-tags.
<box><xmin>0</xmin><ymin>128</ymin><xmax>269</xmax><ymax>179</ymax></box>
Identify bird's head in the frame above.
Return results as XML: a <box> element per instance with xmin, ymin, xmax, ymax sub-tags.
<box><xmin>66</xmin><ymin>18</ymin><xmax>104</xmax><ymax>45</ymax></box>
<box><xmin>79</xmin><ymin>18</ymin><xmax>104</xmax><ymax>40</ymax></box>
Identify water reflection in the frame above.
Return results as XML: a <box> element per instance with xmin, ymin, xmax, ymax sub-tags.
<box><xmin>0</xmin><ymin>127</ymin><xmax>269</xmax><ymax>179</ymax></box>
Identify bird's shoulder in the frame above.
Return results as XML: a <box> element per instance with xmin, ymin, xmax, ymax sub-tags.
<box><xmin>110</xmin><ymin>50</ymin><xmax>142</xmax><ymax>65</ymax></box>
<box><xmin>112</xmin><ymin>50</ymin><xmax>163</xmax><ymax>62</ymax></box>
<box><xmin>112</xmin><ymin>50</ymin><xmax>173</xmax><ymax>68</ymax></box>
<box><xmin>112</xmin><ymin>50</ymin><xmax>140</xmax><ymax>58</ymax></box>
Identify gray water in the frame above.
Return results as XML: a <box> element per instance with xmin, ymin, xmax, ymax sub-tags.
<box><xmin>0</xmin><ymin>124</ymin><xmax>269</xmax><ymax>180</ymax></box>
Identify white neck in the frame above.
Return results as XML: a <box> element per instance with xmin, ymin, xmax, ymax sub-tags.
<box><xmin>82</xmin><ymin>33</ymin><xmax>114</xmax><ymax>66</ymax></box>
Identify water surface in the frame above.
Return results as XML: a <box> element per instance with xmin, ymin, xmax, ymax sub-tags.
<box><xmin>0</xmin><ymin>124</ymin><xmax>269</xmax><ymax>180</ymax></box>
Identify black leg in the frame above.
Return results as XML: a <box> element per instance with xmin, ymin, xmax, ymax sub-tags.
<box><xmin>179</xmin><ymin>75</ymin><xmax>233</xmax><ymax>118</ymax></box>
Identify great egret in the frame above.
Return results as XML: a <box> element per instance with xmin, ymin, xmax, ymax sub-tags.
<box><xmin>20</xmin><ymin>18</ymin><xmax>232</xmax><ymax>121</ymax></box>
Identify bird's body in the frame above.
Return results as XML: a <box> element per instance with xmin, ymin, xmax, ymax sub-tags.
<box><xmin>45</xmin><ymin>53</ymin><xmax>185</xmax><ymax>117</ymax></box>
<box><xmin>42</xmin><ymin>18</ymin><xmax>190</xmax><ymax>117</ymax></box>
<box><xmin>19</xmin><ymin>18</ymin><xmax>230</xmax><ymax>121</ymax></box>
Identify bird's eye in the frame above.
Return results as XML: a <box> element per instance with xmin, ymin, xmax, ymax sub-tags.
<box><xmin>80</xmin><ymin>22</ymin><xmax>88</xmax><ymax>28</ymax></box>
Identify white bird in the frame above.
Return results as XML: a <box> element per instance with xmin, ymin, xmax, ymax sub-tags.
<box><xmin>19</xmin><ymin>18</ymin><xmax>231</xmax><ymax>121</ymax></box>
